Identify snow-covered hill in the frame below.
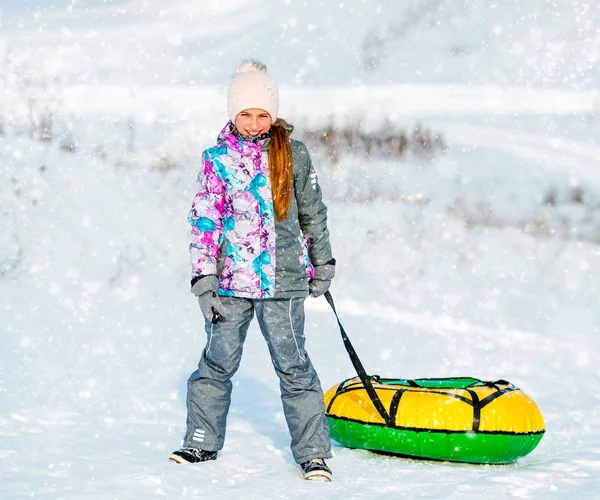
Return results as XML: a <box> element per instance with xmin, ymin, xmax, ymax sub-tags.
<box><xmin>2</xmin><ymin>0</ymin><xmax>600</xmax><ymax>88</ymax></box>
<box><xmin>2</xmin><ymin>1</ymin><xmax>600</xmax><ymax>499</ymax></box>
<box><xmin>2</xmin><ymin>125</ymin><xmax>600</xmax><ymax>498</ymax></box>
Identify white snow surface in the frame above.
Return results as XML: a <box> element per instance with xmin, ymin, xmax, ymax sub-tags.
<box><xmin>2</xmin><ymin>1</ymin><xmax>600</xmax><ymax>499</ymax></box>
<box><xmin>2</xmin><ymin>0</ymin><xmax>600</xmax><ymax>88</ymax></box>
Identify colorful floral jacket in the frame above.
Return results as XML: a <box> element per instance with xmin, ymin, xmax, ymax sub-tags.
<box><xmin>188</xmin><ymin>122</ymin><xmax>333</xmax><ymax>299</ymax></box>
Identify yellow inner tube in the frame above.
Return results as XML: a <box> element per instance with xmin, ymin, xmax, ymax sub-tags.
<box><xmin>325</xmin><ymin>377</ymin><xmax>545</xmax><ymax>434</ymax></box>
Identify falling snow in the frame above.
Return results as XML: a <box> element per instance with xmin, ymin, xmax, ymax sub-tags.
<box><xmin>2</xmin><ymin>1</ymin><xmax>600</xmax><ymax>499</ymax></box>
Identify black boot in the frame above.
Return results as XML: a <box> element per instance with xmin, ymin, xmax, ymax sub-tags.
<box><xmin>300</xmin><ymin>458</ymin><xmax>332</xmax><ymax>482</ymax></box>
<box><xmin>169</xmin><ymin>448</ymin><xmax>218</xmax><ymax>464</ymax></box>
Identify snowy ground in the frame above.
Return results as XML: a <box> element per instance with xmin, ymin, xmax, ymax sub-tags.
<box><xmin>2</xmin><ymin>1</ymin><xmax>600</xmax><ymax>499</ymax></box>
<box><xmin>3</xmin><ymin>106</ymin><xmax>600</xmax><ymax>499</ymax></box>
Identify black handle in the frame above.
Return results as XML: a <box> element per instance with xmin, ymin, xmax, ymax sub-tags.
<box><xmin>324</xmin><ymin>291</ymin><xmax>394</xmax><ymax>427</ymax></box>
<box><xmin>211</xmin><ymin>307</ymin><xmax>223</xmax><ymax>324</ymax></box>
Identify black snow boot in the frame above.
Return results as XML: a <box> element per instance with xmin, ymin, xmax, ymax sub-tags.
<box><xmin>300</xmin><ymin>458</ymin><xmax>332</xmax><ymax>482</ymax></box>
<box><xmin>169</xmin><ymin>447</ymin><xmax>218</xmax><ymax>464</ymax></box>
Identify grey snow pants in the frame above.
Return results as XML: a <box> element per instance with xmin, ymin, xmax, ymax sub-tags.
<box><xmin>183</xmin><ymin>296</ymin><xmax>332</xmax><ymax>464</ymax></box>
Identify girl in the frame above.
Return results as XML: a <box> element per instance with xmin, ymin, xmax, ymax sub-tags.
<box><xmin>170</xmin><ymin>60</ymin><xmax>336</xmax><ymax>482</ymax></box>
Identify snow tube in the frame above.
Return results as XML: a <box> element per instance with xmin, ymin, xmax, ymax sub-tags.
<box><xmin>324</xmin><ymin>376</ymin><xmax>545</xmax><ymax>464</ymax></box>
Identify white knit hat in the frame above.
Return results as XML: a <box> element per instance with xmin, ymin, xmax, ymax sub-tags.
<box><xmin>227</xmin><ymin>59</ymin><xmax>279</xmax><ymax>121</ymax></box>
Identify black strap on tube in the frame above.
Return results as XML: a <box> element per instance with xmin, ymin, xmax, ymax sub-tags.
<box><xmin>324</xmin><ymin>291</ymin><xmax>394</xmax><ymax>427</ymax></box>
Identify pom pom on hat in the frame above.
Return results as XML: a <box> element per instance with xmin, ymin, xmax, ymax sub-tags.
<box><xmin>235</xmin><ymin>59</ymin><xmax>268</xmax><ymax>74</ymax></box>
<box><xmin>227</xmin><ymin>59</ymin><xmax>279</xmax><ymax>121</ymax></box>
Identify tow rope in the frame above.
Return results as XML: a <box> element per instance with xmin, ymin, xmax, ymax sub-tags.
<box><xmin>324</xmin><ymin>291</ymin><xmax>394</xmax><ymax>427</ymax></box>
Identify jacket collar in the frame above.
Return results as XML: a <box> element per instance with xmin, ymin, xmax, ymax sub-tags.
<box><xmin>232</xmin><ymin>127</ymin><xmax>270</xmax><ymax>144</ymax></box>
<box><xmin>217</xmin><ymin>122</ymin><xmax>267</xmax><ymax>154</ymax></box>
<box><xmin>216</xmin><ymin>121</ymin><xmax>295</xmax><ymax>153</ymax></box>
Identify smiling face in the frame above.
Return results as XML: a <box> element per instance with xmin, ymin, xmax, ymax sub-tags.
<box><xmin>234</xmin><ymin>108</ymin><xmax>272</xmax><ymax>137</ymax></box>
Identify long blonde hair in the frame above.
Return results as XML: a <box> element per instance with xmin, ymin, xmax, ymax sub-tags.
<box><xmin>268</xmin><ymin>119</ymin><xmax>293</xmax><ymax>222</ymax></box>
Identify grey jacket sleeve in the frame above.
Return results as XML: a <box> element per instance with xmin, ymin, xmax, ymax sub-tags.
<box><xmin>293</xmin><ymin>141</ymin><xmax>333</xmax><ymax>266</ymax></box>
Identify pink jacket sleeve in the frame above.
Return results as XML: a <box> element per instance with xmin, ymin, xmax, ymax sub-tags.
<box><xmin>188</xmin><ymin>151</ymin><xmax>226</xmax><ymax>277</ymax></box>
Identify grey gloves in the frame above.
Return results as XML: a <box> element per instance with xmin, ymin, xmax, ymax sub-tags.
<box><xmin>190</xmin><ymin>259</ymin><xmax>335</xmax><ymax>315</ymax></box>
<box><xmin>191</xmin><ymin>275</ymin><xmax>224</xmax><ymax>323</ymax></box>
<box><xmin>309</xmin><ymin>260</ymin><xmax>336</xmax><ymax>298</ymax></box>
